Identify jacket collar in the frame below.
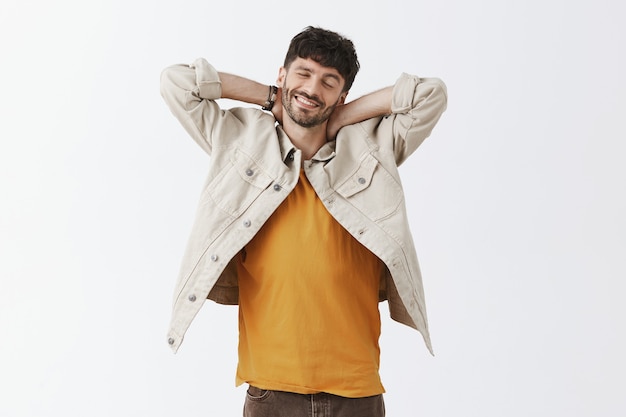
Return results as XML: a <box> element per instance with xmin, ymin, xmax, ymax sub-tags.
<box><xmin>311</xmin><ymin>140</ymin><xmax>336</xmax><ymax>163</ymax></box>
<box><xmin>276</xmin><ymin>126</ymin><xmax>297</xmax><ymax>164</ymax></box>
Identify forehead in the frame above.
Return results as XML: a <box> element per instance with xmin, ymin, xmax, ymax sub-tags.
<box><xmin>288</xmin><ymin>57</ymin><xmax>344</xmax><ymax>81</ymax></box>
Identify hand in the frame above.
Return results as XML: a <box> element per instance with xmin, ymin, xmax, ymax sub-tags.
<box><xmin>326</xmin><ymin>103</ymin><xmax>345</xmax><ymax>141</ymax></box>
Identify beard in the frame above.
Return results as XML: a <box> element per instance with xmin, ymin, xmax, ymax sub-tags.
<box><xmin>281</xmin><ymin>86</ymin><xmax>340</xmax><ymax>128</ymax></box>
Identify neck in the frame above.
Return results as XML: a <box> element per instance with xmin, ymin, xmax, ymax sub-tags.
<box><xmin>281</xmin><ymin>117</ymin><xmax>328</xmax><ymax>160</ymax></box>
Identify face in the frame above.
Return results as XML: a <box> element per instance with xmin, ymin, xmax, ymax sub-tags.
<box><xmin>278</xmin><ymin>57</ymin><xmax>348</xmax><ymax>128</ymax></box>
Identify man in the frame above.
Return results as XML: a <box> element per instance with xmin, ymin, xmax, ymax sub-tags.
<box><xmin>160</xmin><ymin>26</ymin><xmax>447</xmax><ymax>417</ymax></box>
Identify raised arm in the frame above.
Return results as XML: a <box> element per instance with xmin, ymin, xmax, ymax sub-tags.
<box><xmin>160</xmin><ymin>58</ymin><xmax>283</xmax><ymax>154</ymax></box>
<box><xmin>219</xmin><ymin>73</ymin><xmax>284</xmax><ymax>124</ymax></box>
<box><xmin>326</xmin><ymin>87</ymin><xmax>393</xmax><ymax>140</ymax></box>
<box><xmin>328</xmin><ymin>74</ymin><xmax>447</xmax><ymax>164</ymax></box>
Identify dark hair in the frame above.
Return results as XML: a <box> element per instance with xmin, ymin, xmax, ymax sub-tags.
<box><xmin>284</xmin><ymin>26</ymin><xmax>360</xmax><ymax>92</ymax></box>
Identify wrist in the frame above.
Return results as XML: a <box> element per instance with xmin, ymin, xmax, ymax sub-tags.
<box><xmin>262</xmin><ymin>85</ymin><xmax>278</xmax><ymax>111</ymax></box>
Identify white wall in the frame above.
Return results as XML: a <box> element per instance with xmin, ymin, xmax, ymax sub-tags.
<box><xmin>1</xmin><ymin>0</ymin><xmax>624</xmax><ymax>416</ymax></box>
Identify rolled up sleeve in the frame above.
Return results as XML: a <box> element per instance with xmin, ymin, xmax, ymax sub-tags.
<box><xmin>390</xmin><ymin>73</ymin><xmax>448</xmax><ymax>164</ymax></box>
<box><xmin>160</xmin><ymin>58</ymin><xmax>224</xmax><ymax>155</ymax></box>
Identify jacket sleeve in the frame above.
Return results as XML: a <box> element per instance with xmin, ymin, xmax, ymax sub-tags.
<box><xmin>388</xmin><ymin>73</ymin><xmax>448</xmax><ymax>164</ymax></box>
<box><xmin>160</xmin><ymin>58</ymin><xmax>232</xmax><ymax>155</ymax></box>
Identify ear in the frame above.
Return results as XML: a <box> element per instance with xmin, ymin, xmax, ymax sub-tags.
<box><xmin>338</xmin><ymin>91</ymin><xmax>348</xmax><ymax>105</ymax></box>
<box><xmin>276</xmin><ymin>66</ymin><xmax>286</xmax><ymax>86</ymax></box>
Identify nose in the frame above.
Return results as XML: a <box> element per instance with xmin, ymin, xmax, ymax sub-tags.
<box><xmin>301</xmin><ymin>76</ymin><xmax>323</xmax><ymax>100</ymax></box>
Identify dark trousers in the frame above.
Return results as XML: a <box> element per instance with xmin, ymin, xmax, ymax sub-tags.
<box><xmin>243</xmin><ymin>385</ymin><xmax>385</xmax><ymax>417</ymax></box>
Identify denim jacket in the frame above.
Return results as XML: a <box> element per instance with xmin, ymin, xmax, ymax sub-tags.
<box><xmin>160</xmin><ymin>58</ymin><xmax>447</xmax><ymax>354</ymax></box>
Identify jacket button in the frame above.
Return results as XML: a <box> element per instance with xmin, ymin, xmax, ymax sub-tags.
<box><xmin>273</xmin><ymin>184</ymin><xmax>281</xmax><ymax>191</ymax></box>
<box><xmin>167</xmin><ymin>337</ymin><xmax>175</xmax><ymax>345</ymax></box>
<box><xmin>358</xmin><ymin>177</ymin><xmax>366</xmax><ymax>184</ymax></box>
<box><xmin>243</xmin><ymin>220</ymin><xmax>251</xmax><ymax>227</ymax></box>
<box><xmin>188</xmin><ymin>294</ymin><xmax>197</xmax><ymax>302</ymax></box>
<box><xmin>210</xmin><ymin>254</ymin><xmax>218</xmax><ymax>262</ymax></box>
<box><xmin>245</xmin><ymin>168</ymin><xmax>254</xmax><ymax>176</ymax></box>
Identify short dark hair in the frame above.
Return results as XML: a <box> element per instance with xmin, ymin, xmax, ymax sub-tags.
<box><xmin>283</xmin><ymin>26</ymin><xmax>360</xmax><ymax>92</ymax></box>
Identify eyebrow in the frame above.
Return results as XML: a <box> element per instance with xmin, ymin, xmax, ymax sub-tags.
<box><xmin>293</xmin><ymin>65</ymin><xmax>342</xmax><ymax>83</ymax></box>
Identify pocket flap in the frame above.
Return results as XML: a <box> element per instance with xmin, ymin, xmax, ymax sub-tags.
<box><xmin>336</xmin><ymin>154</ymin><xmax>378</xmax><ymax>198</ymax></box>
<box><xmin>231</xmin><ymin>149</ymin><xmax>272</xmax><ymax>189</ymax></box>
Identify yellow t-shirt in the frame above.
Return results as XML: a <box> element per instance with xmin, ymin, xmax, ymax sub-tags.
<box><xmin>236</xmin><ymin>170</ymin><xmax>384</xmax><ymax>398</ymax></box>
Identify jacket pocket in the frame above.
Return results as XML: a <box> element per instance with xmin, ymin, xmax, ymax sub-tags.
<box><xmin>335</xmin><ymin>154</ymin><xmax>403</xmax><ymax>221</ymax></box>
<box><xmin>207</xmin><ymin>148</ymin><xmax>273</xmax><ymax>217</ymax></box>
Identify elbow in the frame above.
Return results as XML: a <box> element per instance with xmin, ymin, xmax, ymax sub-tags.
<box><xmin>418</xmin><ymin>77</ymin><xmax>448</xmax><ymax>115</ymax></box>
<box><xmin>160</xmin><ymin>65</ymin><xmax>179</xmax><ymax>101</ymax></box>
<box><xmin>432</xmin><ymin>78</ymin><xmax>448</xmax><ymax>112</ymax></box>
<box><xmin>159</xmin><ymin>64</ymin><xmax>199</xmax><ymax>113</ymax></box>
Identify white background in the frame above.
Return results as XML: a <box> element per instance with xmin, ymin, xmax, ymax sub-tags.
<box><xmin>1</xmin><ymin>0</ymin><xmax>625</xmax><ymax>416</ymax></box>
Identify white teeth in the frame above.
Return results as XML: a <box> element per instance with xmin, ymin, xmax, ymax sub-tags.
<box><xmin>297</xmin><ymin>96</ymin><xmax>317</xmax><ymax>107</ymax></box>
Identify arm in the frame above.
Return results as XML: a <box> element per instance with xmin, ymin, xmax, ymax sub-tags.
<box><xmin>218</xmin><ymin>72</ymin><xmax>269</xmax><ymax>106</ymax></box>
<box><xmin>160</xmin><ymin>59</ymin><xmax>225</xmax><ymax>154</ymax></box>
<box><xmin>326</xmin><ymin>87</ymin><xmax>393</xmax><ymax>140</ymax></box>
<box><xmin>218</xmin><ymin>73</ymin><xmax>284</xmax><ymax>124</ymax></box>
<box><xmin>328</xmin><ymin>74</ymin><xmax>447</xmax><ymax>163</ymax></box>
<box><xmin>389</xmin><ymin>74</ymin><xmax>447</xmax><ymax>163</ymax></box>
<box><xmin>160</xmin><ymin>58</ymin><xmax>281</xmax><ymax>154</ymax></box>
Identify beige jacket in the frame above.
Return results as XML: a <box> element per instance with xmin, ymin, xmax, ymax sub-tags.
<box><xmin>160</xmin><ymin>58</ymin><xmax>447</xmax><ymax>354</ymax></box>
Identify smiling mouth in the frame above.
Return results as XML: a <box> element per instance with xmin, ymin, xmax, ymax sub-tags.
<box><xmin>295</xmin><ymin>94</ymin><xmax>320</xmax><ymax>108</ymax></box>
